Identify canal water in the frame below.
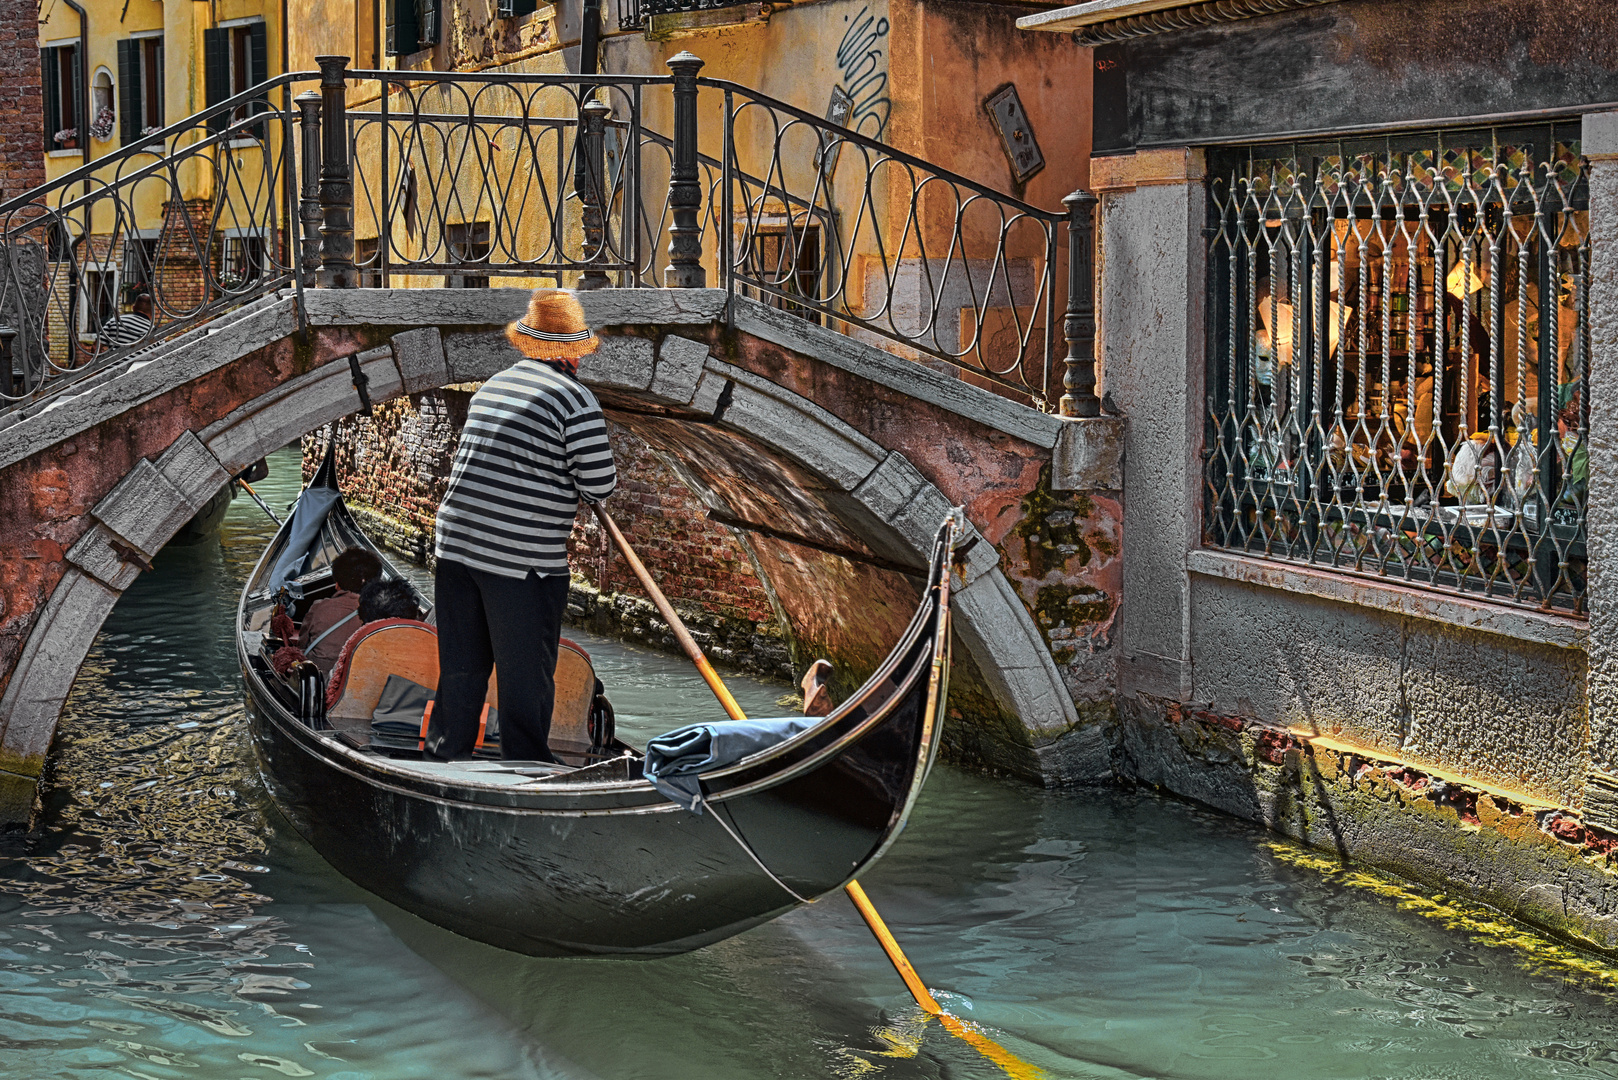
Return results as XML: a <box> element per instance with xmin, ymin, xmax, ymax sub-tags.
<box><xmin>3</xmin><ymin>448</ymin><xmax>1617</xmax><ymax>1080</ymax></box>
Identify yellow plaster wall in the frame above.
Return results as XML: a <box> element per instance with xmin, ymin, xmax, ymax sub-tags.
<box><xmin>38</xmin><ymin>0</ymin><xmax>288</xmax><ymax>222</ymax></box>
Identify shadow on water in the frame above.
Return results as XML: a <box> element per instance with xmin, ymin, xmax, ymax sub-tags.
<box><xmin>2</xmin><ymin>447</ymin><xmax>1618</xmax><ymax>1078</ymax></box>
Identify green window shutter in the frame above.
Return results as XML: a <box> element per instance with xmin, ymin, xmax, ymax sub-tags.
<box><xmin>42</xmin><ymin>48</ymin><xmax>59</xmax><ymax>145</ymax></box>
<box><xmin>204</xmin><ymin>28</ymin><xmax>228</xmax><ymax>132</ymax></box>
<box><xmin>248</xmin><ymin>22</ymin><xmax>268</xmax><ymax>82</ymax></box>
<box><xmin>153</xmin><ymin>39</ymin><xmax>166</xmax><ymax>128</ymax></box>
<box><xmin>69</xmin><ymin>43</ymin><xmax>83</xmax><ymax>139</ymax></box>
<box><xmin>387</xmin><ymin>0</ymin><xmax>420</xmax><ymax>56</ymax></box>
<box><xmin>247</xmin><ymin>22</ymin><xmax>268</xmax><ymax>138</ymax></box>
<box><xmin>117</xmin><ymin>39</ymin><xmax>139</xmax><ymax>146</ymax></box>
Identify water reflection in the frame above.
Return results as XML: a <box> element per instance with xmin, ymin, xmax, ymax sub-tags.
<box><xmin>0</xmin><ymin>447</ymin><xmax>1616</xmax><ymax>1078</ymax></box>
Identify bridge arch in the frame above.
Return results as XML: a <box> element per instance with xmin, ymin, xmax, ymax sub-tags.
<box><xmin>0</xmin><ymin>288</ymin><xmax>1117</xmax><ymax>821</ymax></box>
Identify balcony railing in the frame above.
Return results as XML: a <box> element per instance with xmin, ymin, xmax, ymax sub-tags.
<box><xmin>0</xmin><ymin>76</ymin><xmax>306</xmax><ymax>409</ymax></box>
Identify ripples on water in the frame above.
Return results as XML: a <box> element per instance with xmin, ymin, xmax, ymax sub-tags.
<box><xmin>2</xmin><ymin>447</ymin><xmax>1617</xmax><ymax>1078</ymax></box>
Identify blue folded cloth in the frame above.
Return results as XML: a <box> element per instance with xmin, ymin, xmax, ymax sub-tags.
<box><xmin>642</xmin><ymin>717</ymin><xmax>817</xmax><ymax>813</ymax></box>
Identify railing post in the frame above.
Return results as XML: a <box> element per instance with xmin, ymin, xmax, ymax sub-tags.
<box><xmin>576</xmin><ymin>99</ymin><xmax>613</xmax><ymax>291</ymax></box>
<box><xmin>664</xmin><ymin>51</ymin><xmax>706</xmax><ymax>289</ymax></box>
<box><xmin>1059</xmin><ymin>188</ymin><xmax>1100</xmax><ymax>418</ymax></box>
<box><xmin>315</xmin><ymin>56</ymin><xmax>355</xmax><ymax>289</ymax></box>
<box><xmin>295</xmin><ymin>89</ymin><xmax>323</xmax><ymax>287</ymax></box>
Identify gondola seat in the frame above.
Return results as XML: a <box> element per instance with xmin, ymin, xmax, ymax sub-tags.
<box><xmin>326</xmin><ymin>618</ymin><xmax>440</xmax><ymax>718</ymax></box>
<box><xmin>322</xmin><ymin>618</ymin><xmax>600</xmax><ymax>750</ymax></box>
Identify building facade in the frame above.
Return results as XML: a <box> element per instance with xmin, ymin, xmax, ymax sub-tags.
<box><xmin>33</xmin><ymin>0</ymin><xmax>286</xmax><ymax>364</ymax></box>
<box><xmin>1020</xmin><ymin>0</ymin><xmax>1618</xmax><ymax>948</ymax></box>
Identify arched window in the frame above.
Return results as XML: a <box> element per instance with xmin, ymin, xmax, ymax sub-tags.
<box><xmin>89</xmin><ymin>68</ymin><xmax>115</xmax><ymax>142</ymax></box>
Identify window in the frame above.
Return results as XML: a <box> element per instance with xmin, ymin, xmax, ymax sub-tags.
<box><xmin>445</xmin><ymin>222</ymin><xmax>490</xmax><ymax>288</ymax></box>
<box><xmin>220</xmin><ymin>234</ymin><xmax>265</xmax><ymax>290</ymax></box>
<box><xmin>121</xmin><ymin>236</ymin><xmax>158</xmax><ymax>293</ymax></box>
<box><xmin>746</xmin><ymin>218</ymin><xmax>823</xmax><ymax>324</ymax></box>
<box><xmin>354</xmin><ymin>236</ymin><xmax>381</xmax><ymax>287</ymax></box>
<box><xmin>90</xmin><ymin>69</ymin><xmax>114</xmax><ymax>142</ymax></box>
<box><xmin>388</xmin><ymin>0</ymin><xmax>441</xmax><ymax>56</ymax></box>
<box><xmin>1203</xmin><ymin>124</ymin><xmax>1590</xmax><ymax>612</ymax></box>
<box><xmin>41</xmin><ymin>44</ymin><xmax>83</xmax><ymax>151</ymax></box>
<box><xmin>79</xmin><ymin>265</ymin><xmax>120</xmax><ymax>337</ymax></box>
<box><xmin>118</xmin><ymin>36</ymin><xmax>165</xmax><ymax>146</ymax></box>
<box><xmin>496</xmin><ymin>0</ymin><xmax>538</xmax><ymax>18</ymax></box>
<box><xmin>204</xmin><ymin>22</ymin><xmax>267</xmax><ymax>138</ymax></box>
<box><xmin>47</xmin><ymin>221</ymin><xmax>74</xmax><ymax>262</ymax></box>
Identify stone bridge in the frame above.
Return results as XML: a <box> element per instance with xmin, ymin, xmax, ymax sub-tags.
<box><xmin>0</xmin><ymin>287</ymin><xmax>1124</xmax><ymax>824</ymax></box>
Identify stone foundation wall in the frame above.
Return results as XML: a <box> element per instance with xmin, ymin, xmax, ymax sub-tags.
<box><xmin>1118</xmin><ymin>693</ymin><xmax>1618</xmax><ymax>952</ymax></box>
<box><xmin>304</xmin><ymin>390</ymin><xmax>793</xmax><ymax>680</ymax></box>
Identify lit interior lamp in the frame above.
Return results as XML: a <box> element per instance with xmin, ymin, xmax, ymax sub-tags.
<box><xmin>1446</xmin><ymin>259</ymin><xmax>1487</xmax><ymax>298</ymax></box>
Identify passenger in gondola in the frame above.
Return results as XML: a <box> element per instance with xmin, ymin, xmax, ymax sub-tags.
<box><xmin>356</xmin><ymin>577</ymin><xmax>422</xmax><ymax>626</ymax></box>
<box><xmin>428</xmin><ymin>288</ymin><xmax>617</xmax><ymax>764</ymax></box>
<box><xmin>300</xmin><ymin>547</ymin><xmax>383</xmax><ymax>676</ymax></box>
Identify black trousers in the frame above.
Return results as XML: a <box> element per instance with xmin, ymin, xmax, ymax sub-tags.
<box><xmin>429</xmin><ymin>560</ymin><xmax>570</xmax><ymax>762</ymax></box>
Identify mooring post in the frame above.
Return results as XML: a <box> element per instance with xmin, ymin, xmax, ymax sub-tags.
<box><xmin>295</xmin><ymin>89</ymin><xmax>323</xmax><ymax>286</ymax></box>
<box><xmin>316</xmin><ymin>56</ymin><xmax>355</xmax><ymax>289</ymax></box>
<box><xmin>664</xmin><ymin>51</ymin><xmax>706</xmax><ymax>289</ymax></box>
<box><xmin>1060</xmin><ymin>188</ymin><xmax>1100</xmax><ymax>418</ymax></box>
<box><xmin>576</xmin><ymin>99</ymin><xmax>613</xmax><ymax>291</ymax></box>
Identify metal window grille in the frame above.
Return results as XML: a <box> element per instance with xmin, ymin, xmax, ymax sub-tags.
<box><xmin>638</xmin><ymin>0</ymin><xmax>752</xmax><ymax>18</ymax></box>
<box><xmin>220</xmin><ymin>234</ymin><xmax>266</xmax><ymax>291</ymax></box>
<box><xmin>120</xmin><ymin>237</ymin><xmax>157</xmax><ymax>293</ymax></box>
<box><xmin>616</xmin><ymin>0</ymin><xmax>642</xmax><ymax>30</ymax></box>
<box><xmin>1204</xmin><ymin>124</ymin><xmax>1590</xmax><ymax>613</ymax></box>
<box><xmin>745</xmin><ymin>220</ymin><xmax>824</xmax><ymax>326</ymax></box>
<box><xmin>78</xmin><ymin>267</ymin><xmax>119</xmax><ymax>336</ymax></box>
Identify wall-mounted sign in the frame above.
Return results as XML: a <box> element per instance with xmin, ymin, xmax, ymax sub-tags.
<box><xmin>819</xmin><ymin>85</ymin><xmax>854</xmax><ymax>178</ymax></box>
<box><xmin>983</xmin><ymin>83</ymin><xmax>1044</xmax><ymax>184</ymax></box>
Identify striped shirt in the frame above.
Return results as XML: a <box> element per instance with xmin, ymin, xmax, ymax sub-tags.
<box><xmin>434</xmin><ymin>359</ymin><xmax>617</xmax><ymax>579</ymax></box>
<box><xmin>98</xmin><ymin>312</ymin><xmax>153</xmax><ymax>349</ymax></box>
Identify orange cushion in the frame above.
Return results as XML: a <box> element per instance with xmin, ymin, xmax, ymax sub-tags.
<box><xmin>325</xmin><ymin>623</ymin><xmax>597</xmax><ymax>743</ymax></box>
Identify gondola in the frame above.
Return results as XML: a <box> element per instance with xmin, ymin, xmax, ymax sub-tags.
<box><xmin>236</xmin><ymin>442</ymin><xmax>955</xmax><ymax>958</ymax></box>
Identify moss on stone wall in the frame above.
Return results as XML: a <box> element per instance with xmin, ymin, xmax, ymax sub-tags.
<box><xmin>1120</xmin><ymin>692</ymin><xmax>1618</xmax><ymax>955</ymax></box>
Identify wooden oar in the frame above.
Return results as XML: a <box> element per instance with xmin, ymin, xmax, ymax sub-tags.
<box><xmin>591</xmin><ymin>502</ymin><xmax>1043</xmax><ymax>1079</ymax></box>
<box><xmin>234</xmin><ymin>478</ymin><xmax>283</xmax><ymax>526</ymax></box>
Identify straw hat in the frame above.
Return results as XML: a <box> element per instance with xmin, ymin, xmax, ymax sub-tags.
<box><xmin>505</xmin><ymin>288</ymin><xmax>600</xmax><ymax>361</ymax></box>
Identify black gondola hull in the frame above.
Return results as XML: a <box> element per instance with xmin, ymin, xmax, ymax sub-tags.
<box><xmin>244</xmin><ymin>644</ymin><xmax>939</xmax><ymax>956</ymax></box>
<box><xmin>239</xmin><ymin>464</ymin><xmax>951</xmax><ymax>957</ymax></box>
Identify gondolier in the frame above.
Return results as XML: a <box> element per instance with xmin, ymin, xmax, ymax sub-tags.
<box><xmin>429</xmin><ymin>288</ymin><xmax>617</xmax><ymax>762</ymax></box>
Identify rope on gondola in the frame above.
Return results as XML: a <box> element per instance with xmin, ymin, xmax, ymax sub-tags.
<box><xmin>706</xmin><ymin>802</ymin><xmax>814</xmax><ymax>904</ymax></box>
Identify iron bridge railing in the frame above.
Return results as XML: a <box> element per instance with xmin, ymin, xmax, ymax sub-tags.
<box><xmin>0</xmin><ymin>54</ymin><xmax>1100</xmax><ymax>418</ymax></box>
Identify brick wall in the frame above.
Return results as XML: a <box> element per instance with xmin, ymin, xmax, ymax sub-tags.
<box><xmin>0</xmin><ymin>0</ymin><xmax>43</xmax><ymax>203</ymax></box>
<box><xmin>154</xmin><ymin>200</ymin><xmax>216</xmax><ymax>313</ymax></box>
<box><xmin>304</xmin><ymin>389</ymin><xmax>792</xmax><ymax>678</ymax></box>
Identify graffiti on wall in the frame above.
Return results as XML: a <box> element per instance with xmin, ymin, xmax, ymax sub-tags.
<box><xmin>836</xmin><ymin>6</ymin><xmax>890</xmax><ymax>140</ymax></box>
